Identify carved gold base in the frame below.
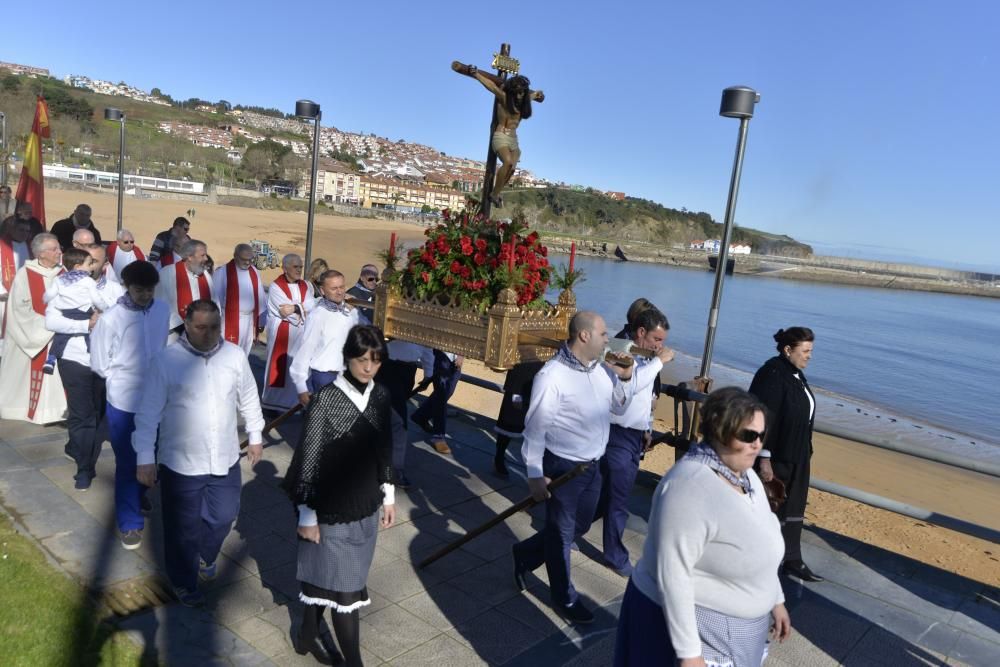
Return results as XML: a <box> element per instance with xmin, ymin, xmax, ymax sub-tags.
<box><xmin>373</xmin><ymin>285</ymin><xmax>576</xmax><ymax>371</ymax></box>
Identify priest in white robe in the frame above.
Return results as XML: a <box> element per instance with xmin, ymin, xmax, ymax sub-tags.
<box><xmin>0</xmin><ymin>233</ymin><xmax>68</xmax><ymax>424</ymax></box>
<box><xmin>107</xmin><ymin>228</ymin><xmax>146</xmax><ymax>278</ymax></box>
<box><xmin>261</xmin><ymin>254</ymin><xmax>314</xmax><ymax>411</ymax></box>
<box><xmin>155</xmin><ymin>239</ymin><xmax>215</xmax><ymax>334</ymax></box>
<box><xmin>1</xmin><ymin>218</ymin><xmax>33</xmax><ymax>357</ymax></box>
<box><xmin>213</xmin><ymin>243</ymin><xmax>266</xmax><ymax>356</ymax></box>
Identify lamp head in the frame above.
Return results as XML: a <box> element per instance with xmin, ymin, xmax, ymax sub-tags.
<box><xmin>295</xmin><ymin>100</ymin><xmax>321</xmax><ymax>119</ymax></box>
<box><xmin>719</xmin><ymin>86</ymin><xmax>759</xmax><ymax>119</ymax></box>
<box><xmin>104</xmin><ymin>108</ymin><xmax>124</xmax><ymax>122</ymax></box>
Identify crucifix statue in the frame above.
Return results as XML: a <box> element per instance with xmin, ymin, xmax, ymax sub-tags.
<box><xmin>453</xmin><ymin>43</ymin><xmax>544</xmax><ymax>217</ymax></box>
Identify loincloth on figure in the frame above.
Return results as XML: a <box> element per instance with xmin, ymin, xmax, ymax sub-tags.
<box><xmin>491</xmin><ymin>127</ymin><xmax>520</xmax><ymax>153</ymax></box>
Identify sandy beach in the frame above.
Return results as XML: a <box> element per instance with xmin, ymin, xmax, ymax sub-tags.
<box><xmin>42</xmin><ymin>188</ymin><xmax>1000</xmax><ymax>588</ymax></box>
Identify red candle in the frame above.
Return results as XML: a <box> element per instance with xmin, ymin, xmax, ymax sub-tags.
<box><xmin>389</xmin><ymin>232</ymin><xmax>397</xmax><ymax>260</ymax></box>
<box><xmin>569</xmin><ymin>242</ymin><xmax>576</xmax><ymax>273</ymax></box>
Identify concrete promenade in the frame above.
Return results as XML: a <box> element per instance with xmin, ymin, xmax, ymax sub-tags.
<box><xmin>0</xmin><ymin>352</ymin><xmax>998</xmax><ymax>665</ymax></box>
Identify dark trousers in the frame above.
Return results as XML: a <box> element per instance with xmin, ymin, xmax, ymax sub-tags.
<box><xmin>159</xmin><ymin>462</ymin><xmax>241</xmax><ymax>591</ymax></box>
<box><xmin>773</xmin><ymin>458</ymin><xmax>811</xmax><ymax>562</ymax></box>
<box><xmin>58</xmin><ymin>359</ymin><xmax>106</xmax><ymax>481</ymax></box>
<box><xmin>376</xmin><ymin>359</ymin><xmax>419</xmax><ymax>470</ymax></box>
<box><xmin>411</xmin><ymin>351</ymin><xmax>460</xmax><ymax>439</ymax></box>
<box><xmin>595</xmin><ymin>425</ymin><xmax>644</xmax><ymax>569</ymax></box>
<box><xmin>513</xmin><ymin>451</ymin><xmax>602</xmax><ymax>607</ymax></box>
<box><xmin>106</xmin><ymin>404</ymin><xmax>148</xmax><ymax>532</ymax></box>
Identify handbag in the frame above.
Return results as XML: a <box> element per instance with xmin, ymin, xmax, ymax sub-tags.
<box><xmin>763</xmin><ymin>477</ymin><xmax>787</xmax><ymax>513</ymax></box>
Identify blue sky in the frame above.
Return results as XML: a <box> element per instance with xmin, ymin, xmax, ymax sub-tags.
<box><xmin>5</xmin><ymin>1</ymin><xmax>999</xmax><ymax>271</ymax></box>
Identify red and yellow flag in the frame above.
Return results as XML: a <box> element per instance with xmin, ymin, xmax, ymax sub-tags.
<box><xmin>15</xmin><ymin>96</ymin><xmax>51</xmax><ymax>228</ymax></box>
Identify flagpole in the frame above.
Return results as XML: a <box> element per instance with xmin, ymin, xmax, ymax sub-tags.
<box><xmin>0</xmin><ymin>111</ymin><xmax>7</xmax><ymax>186</ymax></box>
<box><xmin>105</xmin><ymin>108</ymin><xmax>126</xmax><ymax>234</ymax></box>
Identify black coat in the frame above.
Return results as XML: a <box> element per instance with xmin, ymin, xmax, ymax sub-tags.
<box><xmin>749</xmin><ymin>355</ymin><xmax>815</xmax><ymax>464</ymax></box>
<box><xmin>51</xmin><ymin>217</ymin><xmax>102</xmax><ymax>250</ymax></box>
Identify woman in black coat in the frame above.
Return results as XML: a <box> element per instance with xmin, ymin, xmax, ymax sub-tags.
<box><xmin>749</xmin><ymin>327</ymin><xmax>823</xmax><ymax>583</ymax></box>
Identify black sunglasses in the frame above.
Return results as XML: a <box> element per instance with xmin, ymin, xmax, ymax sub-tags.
<box><xmin>735</xmin><ymin>429</ymin><xmax>766</xmax><ymax>444</ymax></box>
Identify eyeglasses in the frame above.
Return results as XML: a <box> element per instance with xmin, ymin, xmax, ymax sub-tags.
<box><xmin>120</xmin><ymin>239</ymin><xmax>135</xmax><ymax>244</ymax></box>
<box><xmin>363</xmin><ymin>276</ymin><xmax>378</xmax><ymax>282</ymax></box>
<box><xmin>735</xmin><ymin>429</ymin><xmax>766</xmax><ymax>444</ymax></box>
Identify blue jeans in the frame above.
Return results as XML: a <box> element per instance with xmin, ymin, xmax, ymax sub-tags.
<box><xmin>159</xmin><ymin>462</ymin><xmax>241</xmax><ymax>591</ymax></box>
<box><xmin>106</xmin><ymin>403</ymin><xmax>148</xmax><ymax>532</ymax></box>
<box><xmin>513</xmin><ymin>450</ymin><xmax>602</xmax><ymax>607</ymax></box>
<box><xmin>411</xmin><ymin>351</ymin><xmax>461</xmax><ymax>439</ymax></box>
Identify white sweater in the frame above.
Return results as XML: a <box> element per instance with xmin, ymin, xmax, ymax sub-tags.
<box><xmin>631</xmin><ymin>458</ymin><xmax>785</xmax><ymax>659</ymax></box>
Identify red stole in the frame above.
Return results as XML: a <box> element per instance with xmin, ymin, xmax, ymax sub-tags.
<box><xmin>267</xmin><ymin>275</ymin><xmax>308</xmax><ymax>387</ymax></box>
<box><xmin>108</xmin><ymin>243</ymin><xmax>146</xmax><ymax>264</ymax></box>
<box><xmin>174</xmin><ymin>264</ymin><xmax>210</xmax><ymax>321</ymax></box>
<box><xmin>25</xmin><ymin>267</ymin><xmax>50</xmax><ymax>421</ymax></box>
<box><xmin>160</xmin><ymin>251</ymin><xmax>177</xmax><ymax>268</ymax></box>
<box><xmin>224</xmin><ymin>261</ymin><xmax>260</xmax><ymax>345</ymax></box>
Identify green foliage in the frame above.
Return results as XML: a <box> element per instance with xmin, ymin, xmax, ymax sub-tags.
<box><xmin>233</xmin><ymin>104</ymin><xmax>291</xmax><ymax>119</ymax></box>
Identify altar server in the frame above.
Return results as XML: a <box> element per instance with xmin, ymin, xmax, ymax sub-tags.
<box><xmin>213</xmin><ymin>243</ymin><xmax>266</xmax><ymax>355</ymax></box>
<box><xmin>261</xmin><ymin>253</ymin><xmax>315</xmax><ymax>412</ymax></box>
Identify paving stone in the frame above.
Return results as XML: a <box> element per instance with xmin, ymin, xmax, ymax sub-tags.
<box><xmin>770</xmin><ymin>595</ymin><xmax>869</xmax><ymax>664</ymax></box>
<box><xmin>204</xmin><ymin>575</ymin><xmax>283</xmax><ymax>625</ymax></box>
<box><xmin>949</xmin><ymin>632</ymin><xmax>1000</xmax><ymax>667</ymax></box>
<box><xmin>230</xmin><ymin>613</ymin><xmax>293</xmax><ymax>658</ymax></box>
<box><xmin>842</xmin><ymin>626</ymin><xmax>953</xmax><ymax>666</ymax></box>
<box><xmin>561</xmin><ymin>633</ymin><xmax>618</xmax><ymax>667</ymax></box>
<box><xmin>0</xmin><ymin>443</ymin><xmax>28</xmax><ymax>469</ymax></box>
<box><xmin>360</xmin><ymin>603</ymin><xmax>441</xmax><ymax>661</ymax></box>
<box><xmin>420</xmin><ymin>545</ymin><xmax>487</xmax><ymax>583</ymax></box>
<box><xmin>495</xmin><ymin>586</ymin><xmax>570</xmax><ymax>633</ymax></box>
<box><xmin>0</xmin><ymin>419</ymin><xmax>63</xmax><ymax>443</ymax></box>
<box><xmin>388</xmin><ymin>633</ymin><xmax>489</xmax><ymax>666</ymax></box>
<box><xmin>221</xmin><ymin>530</ymin><xmax>297</xmax><ymax>575</ymax></box>
<box><xmin>949</xmin><ymin>597</ymin><xmax>1000</xmax><ymax>646</ymax></box>
<box><xmin>447</xmin><ymin>608</ymin><xmax>546</xmax><ymax>665</ymax></box>
<box><xmin>367</xmin><ymin>557</ymin><xmax>442</xmax><ymax>603</ymax></box>
<box><xmin>398</xmin><ymin>581</ymin><xmax>494</xmax><ymax>630</ymax></box>
<box><xmin>570</xmin><ymin>565</ymin><xmax>628</xmax><ymax>606</ymax></box>
<box><xmin>359</xmin><ymin>589</ymin><xmax>393</xmax><ymax>619</ymax></box>
<box><xmin>448</xmin><ymin>559</ymin><xmax>525</xmax><ymax>608</ymax></box>
<box><xmin>376</xmin><ymin>520</ymin><xmax>447</xmax><ymax>559</ymax></box>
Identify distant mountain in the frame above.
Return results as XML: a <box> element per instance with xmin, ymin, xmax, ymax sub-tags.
<box><xmin>502</xmin><ymin>188</ymin><xmax>813</xmax><ymax>257</ymax></box>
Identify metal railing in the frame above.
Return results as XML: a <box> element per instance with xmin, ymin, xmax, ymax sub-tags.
<box><xmin>455</xmin><ymin>373</ymin><xmax>1000</xmax><ymax>545</ymax></box>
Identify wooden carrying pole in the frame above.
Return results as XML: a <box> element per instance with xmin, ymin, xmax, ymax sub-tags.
<box><xmin>239</xmin><ymin>404</ymin><xmax>302</xmax><ymax>450</ymax></box>
<box><xmin>418</xmin><ymin>463</ymin><xmax>590</xmax><ymax>569</ymax></box>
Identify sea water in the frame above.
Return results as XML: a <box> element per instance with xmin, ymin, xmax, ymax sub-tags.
<box><xmin>561</xmin><ymin>255</ymin><xmax>1000</xmax><ymax>464</ymax></box>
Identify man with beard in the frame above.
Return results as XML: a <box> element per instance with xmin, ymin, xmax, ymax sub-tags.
<box><xmin>154</xmin><ymin>239</ymin><xmax>215</xmax><ymax>338</ymax></box>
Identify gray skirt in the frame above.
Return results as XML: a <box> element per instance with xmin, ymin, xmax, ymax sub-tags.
<box><xmin>297</xmin><ymin>510</ymin><xmax>379</xmax><ymax>610</ymax></box>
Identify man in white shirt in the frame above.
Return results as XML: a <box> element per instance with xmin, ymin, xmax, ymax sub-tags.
<box><xmin>107</xmin><ymin>228</ymin><xmax>146</xmax><ymax>278</ymax></box>
<box><xmin>155</xmin><ymin>240</ymin><xmax>214</xmax><ymax>336</ymax></box>
<box><xmin>213</xmin><ymin>243</ymin><xmax>266</xmax><ymax>356</ymax></box>
<box><xmin>45</xmin><ymin>247</ymin><xmax>106</xmax><ymax>490</ymax></box>
<box><xmin>289</xmin><ymin>269</ymin><xmax>359</xmax><ymax>406</ymax></box>
<box><xmin>595</xmin><ymin>306</ymin><xmax>674</xmax><ymax>577</ymax></box>
<box><xmin>261</xmin><ymin>254</ymin><xmax>314</xmax><ymax>412</ymax></box>
<box><xmin>133</xmin><ymin>299</ymin><xmax>265</xmax><ymax>607</ymax></box>
<box><xmin>90</xmin><ymin>260</ymin><xmax>170</xmax><ymax>550</ymax></box>
<box><xmin>88</xmin><ymin>244</ymin><xmax>125</xmax><ymax>310</ymax></box>
<box><xmin>510</xmin><ymin>311</ymin><xmax>641</xmax><ymax>625</ymax></box>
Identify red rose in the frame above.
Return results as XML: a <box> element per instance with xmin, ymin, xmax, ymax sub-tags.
<box><xmin>444</xmin><ymin>276</ymin><xmax>454</xmax><ymax>286</ymax></box>
<box><xmin>475</xmin><ymin>238</ymin><xmax>487</xmax><ymax>252</ymax></box>
<box><xmin>460</xmin><ymin>266</ymin><xmax>472</xmax><ymax>279</ymax></box>
<box><xmin>421</xmin><ymin>271</ymin><xmax>430</xmax><ymax>283</ymax></box>
<box><xmin>474</xmin><ymin>252</ymin><xmax>486</xmax><ymax>266</ymax></box>
<box><xmin>462</xmin><ymin>244</ymin><xmax>473</xmax><ymax>256</ymax></box>
<box><xmin>450</xmin><ymin>260</ymin><xmax>462</xmax><ymax>274</ymax></box>
<box><xmin>539</xmin><ymin>246</ymin><xmax>548</xmax><ymax>257</ymax></box>
<box><xmin>526</xmin><ymin>232</ymin><xmax>539</xmax><ymax>244</ymax></box>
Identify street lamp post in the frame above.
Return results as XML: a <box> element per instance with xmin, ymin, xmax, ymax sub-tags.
<box><xmin>697</xmin><ymin>86</ymin><xmax>760</xmax><ymax>385</ymax></box>
<box><xmin>296</xmin><ymin>100</ymin><xmax>322</xmax><ymax>269</ymax></box>
<box><xmin>0</xmin><ymin>111</ymin><xmax>7</xmax><ymax>186</ymax></box>
<box><xmin>104</xmin><ymin>108</ymin><xmax>126</xmax><ymax>234</ymax></box>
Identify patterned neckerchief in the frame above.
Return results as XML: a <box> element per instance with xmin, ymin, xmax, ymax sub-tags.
<box><xmin>686</xmin><ymin>441</ymin><xmax>754</xmax><ymax>498</ymax></box>
<box><xmin>116</xmin><ymin>292</ymin><xmax>152</xmax><ymax>312</ymax></box>
<box><xmin>554</xmin><ymin>343</ymin><xmax>599</xmax><ymax>373</ymax></box>
<box><xmin>317</xmin><ymin>297</ymin><xmax>352</xmax><ymax>315</ymax></box>
<box><xmin>59</xmin><ymin>269</ymin><xmax>90</xmax><ymax>285</ymax></box>
<box><xmin>177</xmin><ymin>334</ymin><xmax>224</xmax><ymax>359</ymax></box>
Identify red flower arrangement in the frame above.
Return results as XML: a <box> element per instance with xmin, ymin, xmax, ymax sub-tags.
<box><xmin>397</xmin><ymin>209</ymin><xmax>552</xmax><ymax>312</ymax></box>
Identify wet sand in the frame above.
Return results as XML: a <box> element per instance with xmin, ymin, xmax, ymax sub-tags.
<box><xmin>45</xmin><ymin>188</ymin><xmax>1000</xmax><ymax>587</ymax></box>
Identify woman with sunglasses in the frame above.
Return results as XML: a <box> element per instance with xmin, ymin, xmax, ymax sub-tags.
<box><xmin>614</xmin><ymin>387</ymin><xmax>790</xmax><ymax>667</ymax></box>
<box><xmin>749</xmin><ymin>327</ymin><xmax>821</xmax><ymax>583</ymax></box>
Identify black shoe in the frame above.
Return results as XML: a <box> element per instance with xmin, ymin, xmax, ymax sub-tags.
<box><xmin>782</xmin><ymin>561</ymin><xmax>825</xmax><ymax>583</ymax></box>
<box><xmin>493</xmin><ymin>455</ymin><xmax>509</xmax><ymax>478</ymax></box>
<box><xmin>512</xmin><ymin>546</ymin><xmax>528</xmax><ymax>592</ymax></box>
<box><xmin>293</xmin><ymin>627</ymin><xmax>341</xmax><ymax>665</ymax></box>
<box><xmin>411</xmin><ymin>414</ymin><xmax>433</xmax><ymax>434</ymax></box>
<box><xmin>558</xmin><ymin>600</ymin><xmax>594</xmax><ymax>624</ymax></box>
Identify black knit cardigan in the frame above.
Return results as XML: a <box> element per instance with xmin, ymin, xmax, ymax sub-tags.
<box><xmin>282</xmin><ymin>380</ymin><xmax>394</xmax><ymax>524</ymax></box>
